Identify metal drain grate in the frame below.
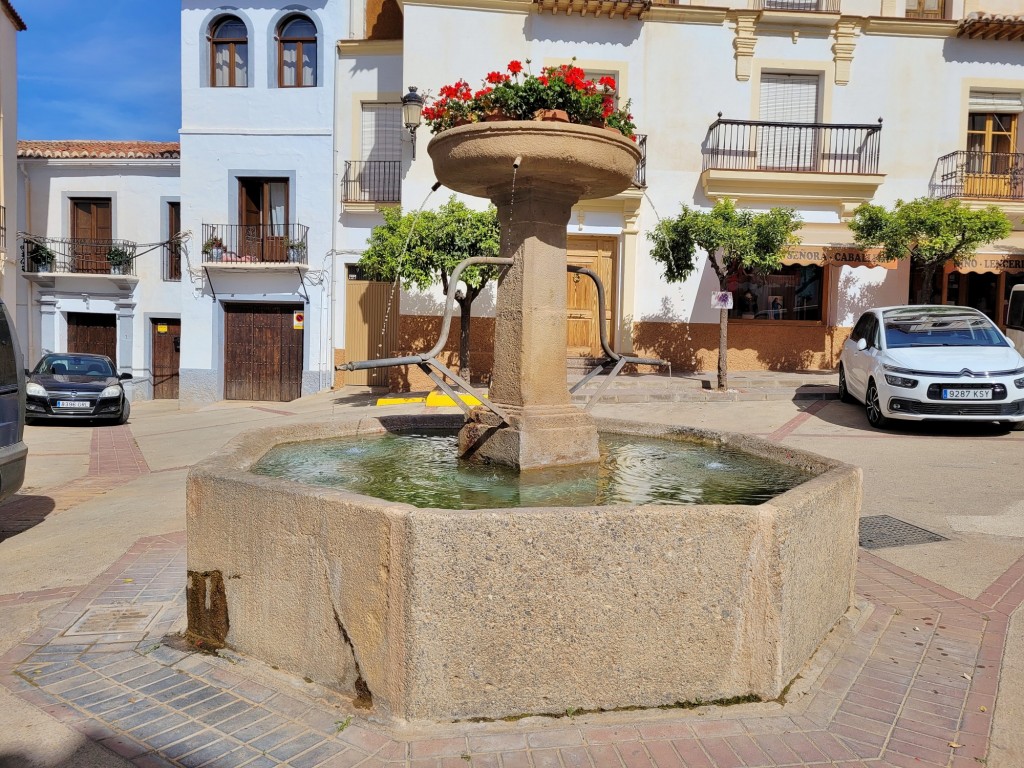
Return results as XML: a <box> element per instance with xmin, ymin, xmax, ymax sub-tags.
<box><xmin>65</xmin><ymin>604</ymin><xmax>162</xmax><ymax>636</ymax></box>
<box><xmin>859</xmin><ymin>515</ymin><xmax>948</xmax><ymax>550</ymax></box>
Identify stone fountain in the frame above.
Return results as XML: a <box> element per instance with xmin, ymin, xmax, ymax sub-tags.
<box><xmin>185</xmin><ymin>120</ymin><xmax>862</xmax><ymax>724</ymax></box>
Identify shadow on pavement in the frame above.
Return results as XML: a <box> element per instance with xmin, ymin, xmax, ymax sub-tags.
<box><xmin>0</xmin><ymin>495</ymin><xmax>57</xmax><ymax>543</ymax></box>
<box><xmin>810</xmin><ymin>399</ymin><xmax>1015</xmax><ymax>438</ymax></box>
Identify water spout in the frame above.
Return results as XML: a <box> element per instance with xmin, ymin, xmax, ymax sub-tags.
<box><xmin>512</xmin><ymin>155</ymin><xmax>522</xmax><ymax>169</ymax></box>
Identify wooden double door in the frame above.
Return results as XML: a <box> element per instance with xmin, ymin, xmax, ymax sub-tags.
<box><xmin>223</xmin><ymin>303</ymin><xmax>304</xmax><ymax>402</ymax></box>
<box><xmin>67</xmin><ymin>313</ymin><xmax>117</xmax><ymax>362</ymax></box>
<box><xmin>566</xmin><ymin>236</ymin><xmax>618</xmax><ymax>357</ymax></box>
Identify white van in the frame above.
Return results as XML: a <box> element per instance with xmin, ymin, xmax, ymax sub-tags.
<box><xmin>1008</xmin><ymin>284</ymin><xmax>1024</xmax><ymax>352</ymax></box>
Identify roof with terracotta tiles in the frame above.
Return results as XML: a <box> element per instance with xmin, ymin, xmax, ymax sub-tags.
<box><xmin>18</xmin><ymin>140</ymin><xmax>180</xmax><ymax>160</ymax></box>
<box><xmin>1</xmin><ymin>0</ymin><xmax>26</xmax><ymax>31</ymax></box>
<box><xmin>959</xmin><ymin>12</ymin><xmax>1024</xmax><ymax>40</ymax></box>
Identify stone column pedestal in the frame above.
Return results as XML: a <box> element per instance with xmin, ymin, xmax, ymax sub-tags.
<box><xmin>429</xmin><ymin>121</ymin><xmax>640</xmax><ymax>470</ymax></box>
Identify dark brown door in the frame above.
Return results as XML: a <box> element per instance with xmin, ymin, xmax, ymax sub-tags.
<box><xmin>152</xmin><ymin>319</ymin><xmax>181</xmax><ymax>399</ymax></box>
<box><xmin>67</xmin><ymin>313</ymin><xmax>117</xmax><ymax>362</ymax></box>
<box><xmin>239</xmin><ymin>178</ymin><xmax>288</xmax><ymax>262</ymax></box>
<box><xmin>223</xmin><ymin>304</ymin><xmax>303</xmax><ymax>402</ymax></box>
<box><xmin>166</xmin><ymin>202</ymin><xmax>182</xmax><ymax>280</ymax></box>
<box><xmin>70</xmin><ymin>199</ymin><xmax>112</xmax><ymax>273</ymax></box>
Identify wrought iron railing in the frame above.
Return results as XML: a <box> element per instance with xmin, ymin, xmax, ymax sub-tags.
<box><xmin>755</xmin><ymin>0</ymin><xmax>840</xmax><ymax>10</ymax></box>
<box><xmin>929</xmin><ymin>151</ymin><xmax>1024</xmax><ymax>201</ymax></box>
<box><xmin>342</xmin><ymin>161</ymin><xmax>402</xmax><ymax>204</ymax></box>
<box><xmin>200</xmin><ymin>223</ymin><xmax>309</xmax><ymax>265</ymax></box>
<box><xmin>632</xmin><ymin>133</ymin><xmax>647</xmax><ymax>188</ymax></box>
<box><xmin>20</xmin><ymin>235</ymin><xmax>137</xmax><ymax>276</ymax></box>
<box><xmin>702</xmin><ymin>116</ymin><xmax>882</xmax><ymax>175</ymax></box>
<box><xmin>0</xmin><ymin>205</ymin><xmax>6</xmax><ymax>251</ymax></box>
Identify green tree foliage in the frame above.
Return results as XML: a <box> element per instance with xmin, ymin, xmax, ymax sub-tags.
<box><xmin>358</xmin><ymin>196</ymin><xmax>501</xmax><ymax>380</ymax></box>
<box><xmin>849</xmin><ymin>198</ymin><xmax>1011</xmax><ymax>304</ymax></box>
<box><xmin>647</xmin><ymin>199</ymin><xmax>802</xmax><ymax>390</ymax></box>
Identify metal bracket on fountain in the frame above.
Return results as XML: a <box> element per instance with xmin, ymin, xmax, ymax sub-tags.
<box><xmin>337</xmin><ymin>254</ymin><xmax>512</xmax><ymax>423</ymax></box>
<box><xmin>566</xmin><ymin>264</ymin><xmax>671</xmax><ymax>409</ymax></box>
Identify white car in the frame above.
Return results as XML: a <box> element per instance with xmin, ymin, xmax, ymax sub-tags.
<box><xmin>838</xmin><ymin>305</ymin><xmax>1024</xmax><ymax>430</ymax></box>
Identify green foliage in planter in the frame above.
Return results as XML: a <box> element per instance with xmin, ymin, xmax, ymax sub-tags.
<box><xmin>106</xmin><ymin>245</ymin><xmax>133</xmax><ymax>267</ymax></box>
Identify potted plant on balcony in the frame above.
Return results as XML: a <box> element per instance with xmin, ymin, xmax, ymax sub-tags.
<box><xmin>27</xmin><ymin>242</ymin><xmax>56</xmax><ymax>273</ymax></box>
<box><xmin>106</xmin><ymin>245</ymin><xmax>133</xmax><ymax>275</ymax></box>
<box><xmin>202</xmin><ymin>235</ymin><xmax>225</xmax><ymax>261</ymax></box>
<box><xmin>286</xmin><ymin>238</ymin><xmax>307</xmax><ymax>263</ymax></box>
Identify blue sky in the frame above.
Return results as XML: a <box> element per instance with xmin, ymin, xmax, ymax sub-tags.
<box><xmin>16</xmin><ymin>1</ymin><xmax>181</xmax><ymax>141</ymax></box>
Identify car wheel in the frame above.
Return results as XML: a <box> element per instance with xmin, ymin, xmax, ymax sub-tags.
<box><xmin>865</xmin><ymin>379</ymin><xmax>889</xmax><ymax>429</ymax></box>
<box><xmin>115</xmin><ymin>400</ymin><xmax>130</xmax><ymax>425</ymax></box>
<box><xmin>838</xmin><ymin>365</ymin><xmax>854</xmax><ymax>404</ymax></box>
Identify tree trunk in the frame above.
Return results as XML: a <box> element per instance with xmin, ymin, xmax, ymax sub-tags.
<box><xmin>718</xmin><ymin>306</ymin><xmax>729</xmax><ymax>391</ymax></box>
<box><xmin>457</xmin><ymin>297</ymin><xmax>472</xmax><ymax>381</ymax></box>
<box><xmin>917</xmin><ymin>263</ymin><xmax>938</xmax><ymax>305</ymax></box>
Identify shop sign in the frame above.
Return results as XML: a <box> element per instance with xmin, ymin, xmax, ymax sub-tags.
<box><xmin>782</xmin><ymin>244</ymin><xmax>895</xmax><ymax>269</ymax></box>
<box><xmin>711</xmin><ymin>291</ymin><xmax>734</xmax><ymax>309</ymax></box>
<box><xmin>948</xmin><ymin>256</ymin><xmax>1024</xmax><ymax>275</ymax></box>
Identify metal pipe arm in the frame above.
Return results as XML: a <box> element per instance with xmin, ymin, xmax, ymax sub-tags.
<box><xmin>424</xmin><ymin>256</ymin><xmax>512</xmax><ymax>360</ymax></box>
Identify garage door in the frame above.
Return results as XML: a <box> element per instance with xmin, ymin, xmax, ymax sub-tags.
<box><xmin>67</xmin><ymin>313</ymin><xmax>117</xmax><ymax>362</ymax></box>
<box><xmin>223</xmin><ymin>303</ymin><xmax>303</xmax><ymax>402</ymax></box>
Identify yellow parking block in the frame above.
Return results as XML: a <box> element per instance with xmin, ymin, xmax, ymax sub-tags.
<box><xmin>375</xmin><ymin>395</ymin><xmax>427</xmax><ymax>406</ymax></box>
<box><xmin>425</xmin><ymin>389</ymin><xmax>485</xmax><ymax>408</ymax></box>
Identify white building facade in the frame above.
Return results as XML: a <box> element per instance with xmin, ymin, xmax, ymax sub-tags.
<box><xmin>339</xmin><ymin>0</ymin><xmax>1024</xmax><ymax>384</ymax></box>
<box><xmin>16</xmin><ymin>142</ymin><xmax>182</xmax><ymax>400</ymax></box>
<box><xmin>0</xmin><ymin>0</ymin><xmax>25</xmax><ymax>316</ymax></box>
<box><xmin>177</xmin><ymin>0</ymin><xmax>351</xmax><ymax>404</ymax></box>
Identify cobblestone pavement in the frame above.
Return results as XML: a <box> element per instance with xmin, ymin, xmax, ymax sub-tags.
<box><xmin>2</xmin><ymin>393</ymin><xmax>1022</xmax><ymax>768</ymax></box>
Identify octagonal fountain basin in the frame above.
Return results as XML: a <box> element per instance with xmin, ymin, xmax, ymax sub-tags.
<box><xmin>186</xmin><ymin>413</ymin><xmax>861</xmax><ymax>723</ymax></box>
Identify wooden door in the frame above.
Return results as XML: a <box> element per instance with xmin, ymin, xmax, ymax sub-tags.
<box><xmin>239</xmin><ymin>178</ymin><xmax>289</xmax><ymax>262</ymax></box>
<box><xmin>71</xmin><ymin>199</ymin><xmax>112</xmax><ymax>273</ymax></box>
<box><xmin>344</xmin><ymin>267</ymin><xmax>399</xmax><ymax>386</ymax></box>
<box><xmin>566</xmin><ymin>236</ymin><xmax>617</xmax><ymax>358</ymax></box>
<box><xmin>223</xmin><ymin>304</ymin><xmax>303</xmax><ymax>401</ymax></box>
<box><xmin>67</xmin><ymin>313</ymin><xmax>117</xmax><ymax>362</ymax></box>
<box><xmin>965</xmin><ymin>113</ymin><xmax>1018</xmax><ymax>197</ymax></box>
<box><xmin>166</xmin><ymin>202</ymin><xmax>182</xmax><ymax>280</ymax></box>
<box><xmin>151</xmin><ymin>319</ymin><xmax>181</xmax><ymax>399</ymax></box>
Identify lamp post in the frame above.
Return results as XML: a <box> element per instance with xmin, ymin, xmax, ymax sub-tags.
<box><xmin>402</xmin><ymin>86</ymin><xmax>424</xmax><ymax>159</ymax></box>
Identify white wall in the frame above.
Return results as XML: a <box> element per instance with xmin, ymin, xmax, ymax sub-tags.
<box><xmin>0</xmin><ymin>11</ymin><xmax>19</xmax><ymax>316</ymax></box>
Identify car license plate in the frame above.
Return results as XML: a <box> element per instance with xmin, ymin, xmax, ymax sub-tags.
<box><xmin>942</xmin><ymin>389</ymin><xmax>992</xmax><ymax>400</ymax></box>
<box><xmin>55</xmin><ymin>400</ymin><xmax>91</xmax><ymax>409</ymax></box>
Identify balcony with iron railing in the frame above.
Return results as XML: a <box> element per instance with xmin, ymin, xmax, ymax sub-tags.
<box><xmin>929</xmin><ymin>151</ymin><xmax>1024</xmax><ymax>202</ymax></box>
<box><xmin>200</xmin><ymin>223</ymin><xmax>309</xmax><ymax>267</ymax></box>
<box><xmin>21</xmin><ymin>236</ymin><xmax>138</xmax><ymax>278</ymax></box>
<box><xmin>700</xmin><ymin>116</ymin><xmax>885</xmax><ymax>216</ymax></box>
<box><xmin>754</xmin><ymin>0</ymin><xmax>840</xmax><ymax>11</ymax></box>
<box><xmin>632</xmin><ymin>134</ymin><xmax>647</xmax><ymax>188</ymax></box>
<box><xmin>341</xmin><ymin>161</ymin><xmax>401</xmax><ymax>210</ymax></box>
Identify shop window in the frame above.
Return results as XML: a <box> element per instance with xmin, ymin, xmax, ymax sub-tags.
<box><xmin>728</xmin><ymin>264</ymin><xmax>824</xmax><ymax>322</ymax></box>
<box><xmin>1007</xmin><ymin>281</ymin><xmax>1024</xmax><ymax>331</ymax></box>
<box><xmin>278</xmin><ymin>15</ymin><xmax>317</xmax><ymax>88</ymax></box>
<box><xmin>210</xmin><ymin>16</ymin><xmax>248</xmax><ymax>87</ymax></box>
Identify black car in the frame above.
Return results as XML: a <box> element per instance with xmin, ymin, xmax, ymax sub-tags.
<box><xmin>26</xmin><ymin>353</ymin><xmax>132</xmax><ymax>425</ymax></box>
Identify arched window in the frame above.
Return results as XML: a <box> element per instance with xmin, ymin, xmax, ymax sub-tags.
<box><xmin>210</xmin><ymin>16</ymin><xmax>248</xmax><ymax>87</ymax></box>
<box><xmin>278</xmin><ymin>15</ymin><xmax>317</xmax><ymax>88</ymax></box>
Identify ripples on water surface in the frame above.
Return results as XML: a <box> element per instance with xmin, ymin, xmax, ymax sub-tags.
<box><xmin>251</xmin><ymin>429</ymin><xmax>812</xmax><ymax>510</ymax></box>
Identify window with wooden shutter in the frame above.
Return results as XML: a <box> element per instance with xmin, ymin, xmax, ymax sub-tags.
<box><xmin>165</xmin><ymin>202</ymin><xmax>181</xmax><ymax>281</ymax></box>
<box><xmin>758</xmin><ymin>74</ymin><xmax>821</xmax><ymax>171</ymax></box>
<box><xmin>905</xmin><ymin>0</ymin><xmax>945</xmax><ymax>19</ymax></box>
<box><xmin>210</xmin><ymin>16</ymin><xmax>248</xmax><ymax>87</ymax></box>
<box><xmin>278</xmin><ymin>15</ymin><xmax>317</xmax><ymax>88</ymax></box>
<box><xmin>70</xmin><ymin>198</ymin><xmax>112</xmax><ymax>274</ymax></box>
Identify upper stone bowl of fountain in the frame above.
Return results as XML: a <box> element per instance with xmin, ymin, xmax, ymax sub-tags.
<box><xmin>186</xmin><ymin>412</ymin><xmax>861</xmax><ymax>723</ymax></box>
<box><xmin>428</xmin><ymin>121</ymin><xmax>642</xmax><ymax>201</ymax></box>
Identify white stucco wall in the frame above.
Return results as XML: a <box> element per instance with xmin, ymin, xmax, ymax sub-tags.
<box><xmin>15</xmin><ymin>159</ymin><xmax>181</xmax><ymax>399</ymax></box>
<box><xmin>0</xmin><ymin>10</ymin><xmax>20</xmax><ymax>317</ymax></box>
<box><xmin>179</xmin><ymin>1</ymin><xmax>344</xmax><ymax>402</ymax></box>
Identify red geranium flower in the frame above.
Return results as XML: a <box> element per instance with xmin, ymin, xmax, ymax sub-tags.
<box><xmin>598</xmin><ymin>76</ymin><xmax>617</xmax><ymax>91</ymax></box>
<box><xmin>508</xmin><ymin>60</ymin><xmax>523</xmax><ymax>75</ymax></box>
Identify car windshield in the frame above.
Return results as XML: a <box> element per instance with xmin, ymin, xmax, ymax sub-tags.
<box><xmin>883</xmin><ymin>311</ymin><xmax>1008</xmax><ymax>349</ymax></box>
<box><xmin>35</xmin><ymin>355</ymin><xmax>115</xmax><ymax>377</ymax></box>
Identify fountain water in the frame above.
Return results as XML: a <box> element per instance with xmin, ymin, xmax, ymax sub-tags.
<box><xmin>185</xmin><ymin>119</ymin><xmax>862</xmax><ymax>724</ymax></box>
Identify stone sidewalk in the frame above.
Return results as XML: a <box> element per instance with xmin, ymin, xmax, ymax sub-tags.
<box><xmin>1</xmin><ymin>383</ymin><xmax>1022</xmax><ymax>768</ymax></box>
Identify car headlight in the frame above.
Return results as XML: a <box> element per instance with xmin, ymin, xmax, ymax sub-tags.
<box><xmin>884</xmin><ymin>374</ymin><xmax>918</xmax><ymax>388</ymax></box>
<box><xmin>1015</xmin><ymin>377</ymin><xmax>1024</xmax><ymax>390</ymax></box>
<box><xmin>26</xmin><ymin>382</ymin><xmax>47</xmax><ymax>397</ymax></box>
<box><xmin>99</xmin><ymin>385</ymin><xmax>122</xmax><ymax>398</ymax></box>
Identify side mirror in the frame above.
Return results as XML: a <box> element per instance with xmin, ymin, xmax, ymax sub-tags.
<box><xmin>856</xmin><ymin>338</ymin><xmax>868</xmax><ymax>351</ymax></box>
<box><xmin>119</xmin><ymin>372</ymin><xmax>133</xmax><ymax>381</ymax></box>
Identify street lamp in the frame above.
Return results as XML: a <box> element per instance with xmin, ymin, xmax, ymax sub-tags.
<box><xmin>402</xmin><ymin>86</ymin><xmax>425</xmax><ymax>159</ymax></box>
